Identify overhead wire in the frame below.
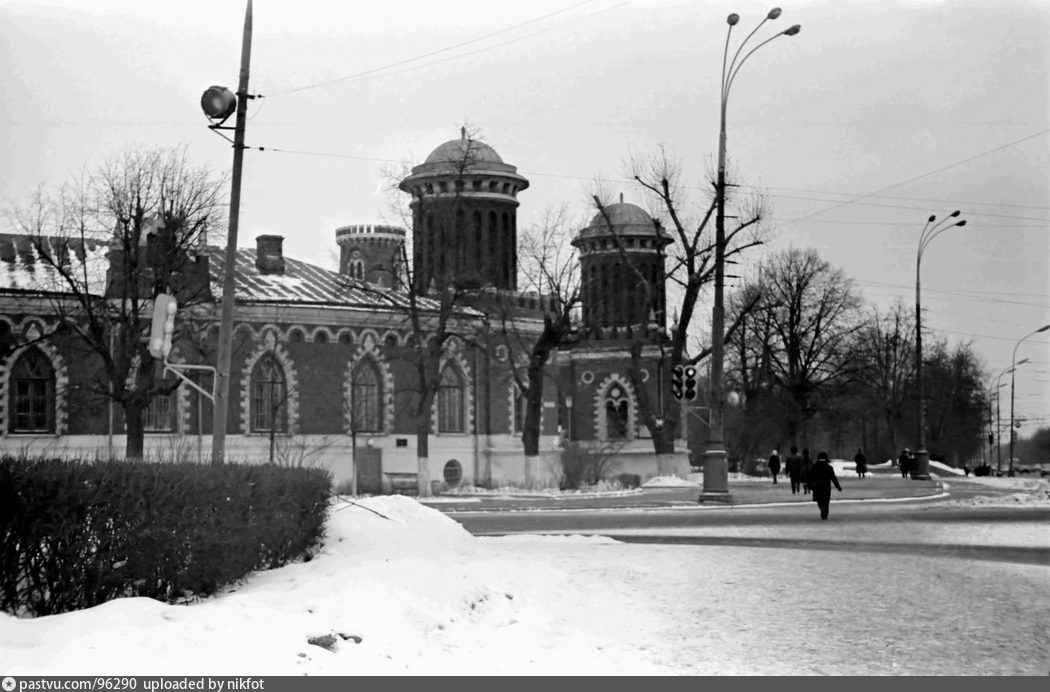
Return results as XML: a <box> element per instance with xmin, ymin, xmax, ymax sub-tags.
<box><xmin>261</xmin><ymin>0</ymin><xmax>608</xmax><ymax>98</ymax></box>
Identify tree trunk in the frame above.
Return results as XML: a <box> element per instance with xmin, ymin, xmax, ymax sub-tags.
<box><xmin>522</xmin><ymin>355</ymin><xmax>546</xmax><ymax>457</ymax></box>
<box><xmin>416</xmin><ymin>392</ymin><xmax>434</xmax><ymax>498</ymax></box>
<box><xmin>124</xmin><ymin>401</ymin><xmax>145</xmax><ymax>461</ymax></box>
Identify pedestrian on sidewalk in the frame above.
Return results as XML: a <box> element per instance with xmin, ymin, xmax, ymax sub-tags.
<box><xmin>785</xmin><ymin>446</ymin><xmax>803</xmax><ymax>494</ymax></box>
<box><xmin>854</xmin><ymin>448</ymin><xmax>868</xmax><ymax>479</ymax></box>
<box><xmin>898</xmin><ymin>448</ymin><xmax>911</xmax><ymax>479</ymax></box>
<box><xmin>801</xmin><ymin>448</ymin><xmax>814</xmax><ymax>494</ymax></box>
<box><xmin>809</xmin><ymin>451</ymin><xmax>843</xmax><ymax>520</ymax></box>
<box><xmin>768</xmin><ymin>449</ymin><xmax>782</xmax><ymax>484</ymax></box>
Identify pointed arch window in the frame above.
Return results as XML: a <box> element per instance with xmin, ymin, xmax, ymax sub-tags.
<box><xmin>251</xmin><ymin>355</ymin><xmax>287</xmax><ymax>432</ymax></box>
<box><xmin>352</xmin><ymin>359</ymin><xmax>383</xmax><ymax>432</ymax></box>
<box><xmin>10</xmin><ymin>348</ymin><xmax>55</xmax><ymax>433</ymax></box>
<box><xmin>604</xmin><ymin>382</ymin><xmax>629</xmax><ymax>440</ymax></box>
<box><xmin>438</xmin><ymin>364</ymin><xmax>465</xmax><ymax>433</ymax></box>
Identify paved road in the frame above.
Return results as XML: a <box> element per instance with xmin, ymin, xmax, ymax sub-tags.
<box><xmin>428</xmin><ymin>476</ymin><xmax>1050</xmax><ymax>567</ymax></box>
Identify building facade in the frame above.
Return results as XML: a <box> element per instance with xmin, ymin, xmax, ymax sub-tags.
<box><xmin>0</xmin><ymin>134</ymin><xmax>688</xmax><ymax>490</ymax></box>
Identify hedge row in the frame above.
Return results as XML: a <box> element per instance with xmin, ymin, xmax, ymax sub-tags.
<box><xmin>0</xmin><ymin>455</ymin><xmax>331</xmax><ymax>616</ymax></box>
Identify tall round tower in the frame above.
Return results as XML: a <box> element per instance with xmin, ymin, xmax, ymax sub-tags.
<box><xmin>398</xmin><ymin>130</ymin><xmax>529</xmax><ymax>293</ymax></box>
<box><xmin>335</xmin><ymin>222</ymin><xmax>406</xmax><ymax>288</ymax></box>
<box><xmin>572</xmin><ymin>200</ymin><xmax>672</xmax><ymax>335</ymax></box>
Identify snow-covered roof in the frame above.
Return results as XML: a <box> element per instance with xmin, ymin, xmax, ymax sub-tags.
<box><xmin>0</xmin><ymin>233</ymin><xmax>110</xmax><ymax>295</ymax></box>
<box><xmin>201</xmin><ymin>246</ymin><xmax>433</xmax><ymax>312</ymax></box>
<box><xmin>0</xmin><ymin>234</ymin><xmax>447</xmax><ymax>315</ymax></box>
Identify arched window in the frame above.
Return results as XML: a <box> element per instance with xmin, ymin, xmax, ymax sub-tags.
<box><xmin>604</xmin><ymin>382</ymin><xmax>629</xmax><ymax>440</ymax></box>
<box><xmin>437</xmin><ymin>364</ymin><xmax>465</xmax><ymax>433</ymax></box>
<box><xmin>352</xmin><ymin>359</ymin><xmax>382</xmax><ymax>432</ymax></box>
<box><xmin>10</xmin><ymin>348</ymin><xmax>55</xmax><ymax>433</ymax></box>
<box><xmin>251</xmin><ymin>355</ymin><xmax>287</xmax><ymax>432</ymax></box>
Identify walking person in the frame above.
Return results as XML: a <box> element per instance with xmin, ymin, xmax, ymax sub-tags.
<box><xmin>768</xmin><ymin>449</ymin><xmax>782</xmax><ymax>484</ymax></box>
<box><xmin>809</xmin><ymin>451</ymin><xmax>843</xmax><ymax>519</ymax></box>
<box><xmin>785</xmin><ymin>446</ymin><xmax>803</xmax><ymax>494</ymax></box>
<box><xmin>897</xmin><ymin>448</ymin><xmax>911</xmax><ymax>479</ymax></box>
<box><xmin>801</xmin><ymin>448</ymin><xmax>814</xmax><ymax>494</ymax></box>
<box><xmin>853</xmin><ymin>447</ymin><xmax>868</xmax><ymax>479</ymax></box>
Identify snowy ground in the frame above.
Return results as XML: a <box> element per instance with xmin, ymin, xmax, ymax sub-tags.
<box><xmin>1</xmin><ymin>476</ymin><xmax>1048</xmax><ymax>676</ymax></box>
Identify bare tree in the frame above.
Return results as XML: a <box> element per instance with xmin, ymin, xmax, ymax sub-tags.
<box><xmin>374</xmin><ymin>128</ymin><xmax>491</xmax><ymax>497</ymax></box>
<box><xmin>588</xmin><ymin>147</ymin><xmax>766</xmax><ymax>454</ymax></box>
<box><xmin>731</xmin><ymin>247</ymin><xmax>864</xmax><ymax>448</ymax></box>
<box><xmin>5</xmin><ymin>146</ymin><xmax>226</xmax><ymax>460</ymax></box>
<box><xmin>853</xmin><ymin>301</ymin><xmax>916</xmax><ymax>456</ymax></box>
<box><xmin>493</xmin><ymin>207</ymin><xmax>582</xmax><ymax>460</ymax></box>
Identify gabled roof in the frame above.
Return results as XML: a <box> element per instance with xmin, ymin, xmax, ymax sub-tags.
<box><xmin>201</xmin><ymin>245</ymin><xmax>431</xmax><ymax>311</ymax></box>
<box><xmin>0</xmin><ymin>233</ymin><xmax>448</xmax><ymax>315</ymax></box>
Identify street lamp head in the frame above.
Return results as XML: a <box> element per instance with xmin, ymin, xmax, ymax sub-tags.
<box><xmin>955</xmin><ymin>220</ymin><xmax>967</xmax><ymax>227</ymax></box>
<box><xmin>928</xmin><ymin>215</ymin><xmax>936</xmax><ymax>223</ymax></box>
<box><xmin>783</xmin><ymin>24</ymin><xmax>801</xmax><ymax>36</ymax></box>
<box><xmin>950</xmin><ymin>210</ymin><xmax>961</xmax><ymax>217</ymax></box>
<box><xmin>1036</xmin><ymin>324</ymin><xmax>1050</xmax><ymax>333</ymax></box>
<box><xmin>1017</xmin><ymin>358</ymin><xmax>1030</xmax><ymax>366</ymax></box>
<box><xmin>767</xmin><ymin>8</ymin><xmax>783</xmax><ymax>19</ymax></box>
<box><xmin>727</xmin><ymin>13</ymin><xmax>740</xmax><ymax>25</ymax></box>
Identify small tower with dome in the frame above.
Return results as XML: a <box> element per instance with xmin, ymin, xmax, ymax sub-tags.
<box><xmin>335</xmin><ymin>222</ymin><xmax>406</xmax><ymax>289</ymax></box>
<box><xmin>398</xmin><ymin>129</ymin><xmax>529</xmax><ymax>293</ymax></box>
<box><xmin>572</xmin><ymin>199</ymin><xmax>672</xmax><ymax>338</ymax></box>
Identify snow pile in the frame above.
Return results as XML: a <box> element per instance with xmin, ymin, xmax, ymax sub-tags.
<box><xmin>0</xmin><ymin>496</ymin><xmax>671</xmax><ymax>676</ymax></box>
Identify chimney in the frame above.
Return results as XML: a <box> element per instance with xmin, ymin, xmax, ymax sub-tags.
<box><xmin>256</xmin><ymin>235</ymin><xmax>285</xmax><ymax>274</ymax></box>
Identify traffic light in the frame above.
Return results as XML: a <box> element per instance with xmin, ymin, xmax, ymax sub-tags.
<box><xmin>683</xmin><ymin>366</ymin><xmax>698</xmax><ymax>401</ymax></box>
<box><xmin>148</xmin><ymin>293</ymin><xmax>177</xmax><ymax>359</ymax></box>
<box><xmin>671</xmin><ymin>365</ymin><xmax>684</xmax><ymax>401</ymax></box>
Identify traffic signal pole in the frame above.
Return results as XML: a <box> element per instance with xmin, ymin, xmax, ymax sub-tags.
<box><xmin>211</xmin><ymin>0</ymin><xmax>253</xmax><ymax>466</ymax></box>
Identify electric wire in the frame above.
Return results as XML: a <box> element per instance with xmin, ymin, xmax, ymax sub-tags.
<box><xmin>261</xmin><ymin>0</ymin><xmax>608</xmax><ymax>98</ymax></box>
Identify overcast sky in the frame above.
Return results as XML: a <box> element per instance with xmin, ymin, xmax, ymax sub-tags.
<box><xmin>2</xmin><ymin>0</ymin><xmax>1048</xmax><ymax>438</ymax></box>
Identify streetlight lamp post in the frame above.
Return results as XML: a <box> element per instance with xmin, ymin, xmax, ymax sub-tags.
<box><xmin>992</xmin><ymin>365</ymin><xmax>1019</xmax><ymax>475</ymax></box>
<box><xmin>201</xmin><ymin>1</ymin><xmax>253</xmax><ymax>466</ymax></box>
<box><xmin>912</xmin><ymin>211</ymin><xmax>967</xmax><ymax>480</ymax></box>
<box><xmin>701</xmin><ymin>8</ymin><xmax>800</xmax><ymax>502</ymax></box>
<box><xmin>1008</xmin><ymin>324</ymin><xmax>1050</xmax><ymax>476</ymax></box>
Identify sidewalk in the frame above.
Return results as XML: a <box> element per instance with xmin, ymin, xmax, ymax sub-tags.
<box><xmin>418</xmin><ymin>474</ymin><xmax>946</xmax><ymax>513</ymax></box>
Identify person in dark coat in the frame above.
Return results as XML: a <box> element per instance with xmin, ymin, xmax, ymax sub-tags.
<box><xmin>801</xmin><ymin>448</ymin><xmax>814</xmax><ymax>494</ymax></box>
<box><xmin>768</xmin><ymin>449</ymin><xmax>782</xmax><ymax>484</ymax></box>
<box><xmin>898</xmin><ymin>448</ymin><xmax>911</xmax><ymax>478</ymax></box>
<box><xmin>853</xmin><ymin>448</ymin><xmax>868</xmax><ymax>478</ymax></box>
<box><xmin>785</xmin><ymin>446</ymin><xmax>803</xmax><ymax>494</ymax></box>
<box><xmin>809</xmin><ymin>451</ymin><xmax>843</xmax><ymax>519</ymax></box>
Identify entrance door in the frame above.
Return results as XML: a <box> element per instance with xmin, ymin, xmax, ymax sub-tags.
<box><xmin>355</xmin><ymin>447</ymin><xmax>382</xmax><ymax>495</ymax></box>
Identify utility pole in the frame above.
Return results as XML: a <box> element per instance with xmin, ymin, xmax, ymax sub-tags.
<box><xmin>210</xmin><ymin>0</ymin><xmax>253</xmax><ymax>465</ymax></box>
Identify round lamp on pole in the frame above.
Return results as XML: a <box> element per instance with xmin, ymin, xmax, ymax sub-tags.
<box><xmin>201</xmin><ymin>85</ymin><xmax>237</xmax><ymax>123</ymax></box>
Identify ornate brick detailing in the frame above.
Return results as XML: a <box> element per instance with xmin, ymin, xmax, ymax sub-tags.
<box><xmin>239</xmin><ymin>328</ymin><xmax>299</xmax><ymax>436</ymax></box>
<box><xmin>593</xmin><ymin>372</ymin><xmax>636</xmax><ymax>442</ymax></box>
<box><xmin>343</xmin><ymin>330</ymin><xmax>395</xmax><ymax>436</ymax></box>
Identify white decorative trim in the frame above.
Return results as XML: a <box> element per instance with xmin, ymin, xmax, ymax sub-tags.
<box><xmin>305</xmin><ymin>326</ymin><xmax>336</xmax><ymax>344</ymax></box>
<box><xmin>580</xmin><ymin>370</ymin><xmax>594</xmax><ymax>385</ymax></box>
<box><xmin>1</xmin><ymin>339</ymin><xmax>69</xmax><ymax>437</ymax></box>
<box><xmin>343</xmin><ymin>331</ymin><xmax>394</xmax><ymax>435</ymax></box>
<box><xmin>593</xmin><ymin>372</ymin><xmax>636</xmax><ymax>442</ymax></box>
<box><xmin>239</xmin><ymin>327</ymin><xmax>299</xmax><ymax>435</ymax></box>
